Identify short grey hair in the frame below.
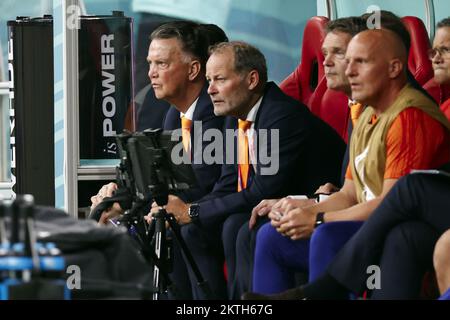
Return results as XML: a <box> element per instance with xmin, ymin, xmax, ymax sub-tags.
<box><xmin>209</xmin><ymin>41</ymin><xmax>268</xmax><ymax>84</ymax></box>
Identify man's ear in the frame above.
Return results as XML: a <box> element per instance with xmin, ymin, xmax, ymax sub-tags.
<box><xmin>247</xmin><ymin>70</ymin><xmax>260</xmax><ymax>90</ymax></box>
<box><xmin>188</xmin><ymin>60</ymin><xmax>202</xmax><ymax>81</ymax></box>
<box><xmin>389</xmin><ymin>59</ymin><xmax>404</xmax><ymax>79</ymax></box>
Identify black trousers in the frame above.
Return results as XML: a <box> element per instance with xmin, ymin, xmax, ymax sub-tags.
<box><xmin>328</xmin><ymin>172</ymin><xmax>450</xmax><ymax>294</ymax></box>
<box><xmin>223</xmin><ymin>214</ymin><xmax>252</xmax><ymax>299</ymax></box>
<box><xmin>370</xmin><ymin>221</ymin><xmax>439</xmax><ymax>299</ymax></box>
<box><xmin>231</xmin><ymin>217</ymin><xmax>270</xmax><ymax>300</ymax></box>
<box><xmin>180</xmin><ymin>213</ymin><xmax>249</xmax><ymax>300</ymax></box>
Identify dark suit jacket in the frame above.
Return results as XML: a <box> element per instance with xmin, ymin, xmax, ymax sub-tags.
<box><xmin>197</xmin><ymin>82</ymin><xmax>345</xmax><ymax>228</ymax></box>
<box><xmin>341</xmin><ymin>120</ymin><xmax>352</xmax><ymax>185</ymax></box>
<box><xmin>163</xmin><ymin>85</ymin><xmax>225</xmax><ymax>202</ymax></box>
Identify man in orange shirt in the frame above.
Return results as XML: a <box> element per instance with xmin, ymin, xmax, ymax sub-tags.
<box><xmin>244</xmin><ymin>20</ymin><xmax>450</xmax><ymax>300</ymax></box>
<box><xmin>244</xmin><ymin>28</ymin><xmax>450</xmax><ymax>298</ymax></box>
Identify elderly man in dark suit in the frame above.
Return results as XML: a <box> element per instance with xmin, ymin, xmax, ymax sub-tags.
<box><xmin>159</xmin><ymin>41</ymin><xmax>345</xmax><ymax>299</ymax></box>
<box><xmin>91</xmin><ymin>21</ymin><xmax>227</xmax><ymax>299</ymax></box>
<box><xmin>92</xmin><ymin>20</ymin><xmax>226</xmax><ymax>221</ymax></box>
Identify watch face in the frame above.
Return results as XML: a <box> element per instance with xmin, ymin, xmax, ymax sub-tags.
<box><xmin>189</xmin><ymin>204</ymin><xmax>199</xmax><ymax>218</ymax></box>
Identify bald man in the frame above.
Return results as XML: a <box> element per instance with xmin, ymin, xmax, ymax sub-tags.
<box><xmin>245</xmin><ymin>29</ymin><xmax>450</xmax><ymax>298</ymax></box>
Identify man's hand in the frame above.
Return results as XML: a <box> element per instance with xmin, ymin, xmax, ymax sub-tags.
<box><xmin>90</xmin><ymin>182</ymin><xmax>124</xmax><ymax>225</ymax></box>
<box><xmin>249</xmin><ymin>199</ymin><xmax>280</xmax><ymax>229</ymax></box>
<box><xmin>269</xmin><ymin>197</ymin><xmax>316</xmax><ymax>229</ymax></box>
<box><xmin>315</xmin><ymin>183</ymin><xmax>339</xmax><ymax>194</ymax></box>
<box><xmin>276</xmin><ymin>207</ymin><xmax>316</xmax><ymax>240</ymax></box>
<box><xmin>149</xmin><ymin>195</ymin><xmax>192</xmax><ymax>225</ymax></box>
<box><xmin>144</xmin><ymin>203</ymin><xmax>171</xmax><ymax>228</ymax></box>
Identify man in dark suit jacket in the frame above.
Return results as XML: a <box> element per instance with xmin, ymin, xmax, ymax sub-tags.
<box><xmin>91</xmin><ymin>21</ymin><xmax>226</xmax><ymax>299</ymax></box>
<box><xmin>162</xmin><ymin>84</ymin><xmax>224</xmax><ymax>202</ymax></box>
<box><xmin>92</xmin><ymin>21</ymin><xmax>225</xmax><ymax>221</ymax></box>
<box><xmin>158</xmin><ymin>41</ymin><xmax>345</xmax><ymax>299</ymax></box>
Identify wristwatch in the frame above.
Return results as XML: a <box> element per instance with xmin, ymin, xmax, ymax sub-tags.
<box><xmin>188</xmin><ymin>203</ymin><xmax>200</xmax><ymax>222</ymax></box>
<box><xmin>314</xmin><ymin>212</ymin><xmax>325</xmax><ymax>229</ymax></box>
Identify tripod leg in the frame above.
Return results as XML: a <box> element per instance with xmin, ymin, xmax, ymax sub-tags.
<box><xmin>166</xmin><ymin>213</ymin><xmax>215</xmax><ymax>299</ymax></box>
<box><xmin>151</xmin><ymin>209</ymin><xmax>167</xmax><ymax>300</ymax></box>
<box><xmin>150</xmin><ymin>209</ymin><xmax>186</xmax><ymax>300</ymax></box>
<box><xmin>141</xmin><ymin>235</ymin><xmax>178</xmax><ymax>300</ymax></box>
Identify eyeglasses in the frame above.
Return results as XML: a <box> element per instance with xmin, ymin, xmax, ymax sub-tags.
<box><xmin>428</xmin><ymin>46</ymin><xmax>450</xmax><ymax>60</ymax></box>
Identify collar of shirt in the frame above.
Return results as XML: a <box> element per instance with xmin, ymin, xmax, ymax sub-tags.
<box><xmin>245</xmin><ymin>96</ymin><xmax>263</xmax><ymax>125</ymax></box>
<box><xmin>179</xmin><ymin>96</ymin><xmax>200</xmax><ymax>121</ymax></box>
<box><xmin>348</xmin><ymin>98</ymin><xmax>356</xmax><ymax>108</ymax></box>
<box><xmin>244</xmin><ymin>96</ymin><xmax>263</xmax><ymax>170</ymax></box>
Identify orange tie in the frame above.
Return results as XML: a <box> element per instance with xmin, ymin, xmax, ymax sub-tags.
<box><xmin>237</xmin><ymin>119</ymin><xmax>252</xmax><ymax>192</ymax></box>
<box><xmin>181</xmin><ymin>116</ymin><xmax>192</xmax><ymax>154</ymax></box>
<box><xmin>349</xmin><ymin>102</ymin><xmax>363</xmax><ymax>127</ymax></box>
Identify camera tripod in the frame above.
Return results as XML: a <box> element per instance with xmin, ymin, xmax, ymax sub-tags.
<box><xmin>90</xmin><ymin>129</ymin><xmax>215</xmax><ymax>300</ymax></box>
<box><xmin>108</xmin><ymin>189</ymin><xmax>213</xmax><ymax>300</ymax></box>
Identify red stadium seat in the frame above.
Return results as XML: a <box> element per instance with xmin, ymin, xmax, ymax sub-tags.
<box><xmin>309</xmin><ymin>78</ymin><xmax>350</xmax><ymax>142</ymax></box>
<box><xmin>280</xmin><ymin>16</ymin><xmax>329</xmax><ymax>107</ymax></box>
<box><xmin>280</xmin><ymin>16</ymin><xmax>436</xmax><ymax>143</ymax></box>
<box><xmin>401</xmin><ymin>16</ymin><xmax>434</xmax><ymax>85</ymax></box>
<box><xmin>279</xmin><ymin>16</ymin><xmax>348</xmax><ymax>141</ymax></box>
<box><xmin>424</xmin><ymin>78</ymin><xmax>450</xmax><ymax>105</ymax></box>
<box><xmin>424</xmin><ymin>78</ymin><xmax>450</xmax><ymax>119</ymax></box>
